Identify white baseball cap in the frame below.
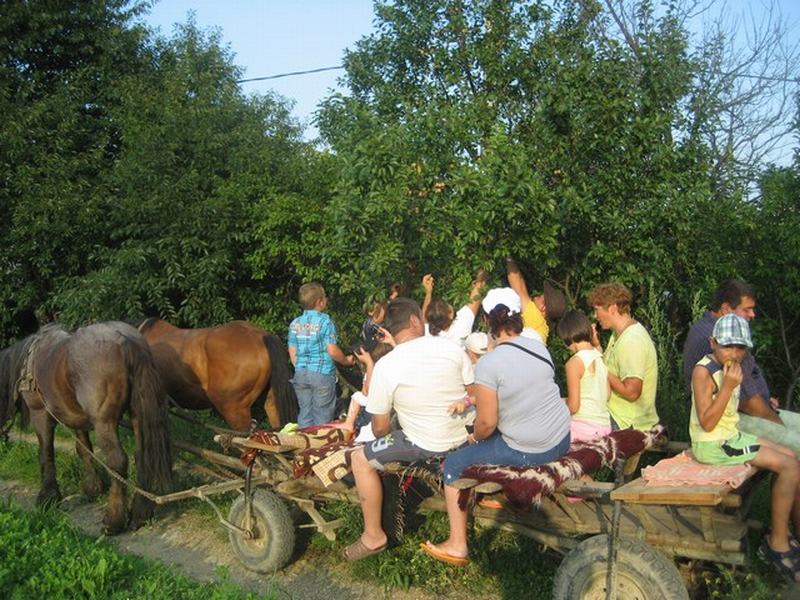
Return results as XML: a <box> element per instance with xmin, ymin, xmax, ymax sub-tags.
<box><xmin>481</xmin><ymin>287</ymin><xmax>521</xmax><ymax>315</ymax></box>
<box><xmin>464</xmin><ymin>332</ymin><xmax>490</xmax><ymax>355</ymax></box>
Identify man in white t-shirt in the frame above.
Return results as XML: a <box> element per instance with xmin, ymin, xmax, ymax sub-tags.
<box><xmin>342</xmin><ymin>297</ymin><xmax>474</xmax><ymax>561</ymax></box>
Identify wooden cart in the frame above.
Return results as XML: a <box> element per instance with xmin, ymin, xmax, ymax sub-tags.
<box><xmin>173</xmin><ymin>432</ymin><xmax>763</xmax><ymax>600</ymax></box>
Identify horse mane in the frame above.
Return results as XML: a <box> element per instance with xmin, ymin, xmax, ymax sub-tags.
<box><xmin>137</xmin><ymin>317</ymin><xmax>162</xmax><ymax>333</ymax></box>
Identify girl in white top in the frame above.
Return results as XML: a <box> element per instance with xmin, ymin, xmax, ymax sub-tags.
<box><xmin>557</xmin><ymin>310</ymin><xmax>612</xmax><ymax>442</ymax></box>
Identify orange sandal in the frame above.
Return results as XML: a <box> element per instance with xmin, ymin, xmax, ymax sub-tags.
<box><xmin>420</xmin><ymin>541</ymin><xmax>470</xmax><ymax>566</ymax></box>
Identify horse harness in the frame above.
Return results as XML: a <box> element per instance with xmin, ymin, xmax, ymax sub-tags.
<box><xmin>13</xmin><ymin>330</ymin><xmax>162</xmax><ymax>503</ymax></box>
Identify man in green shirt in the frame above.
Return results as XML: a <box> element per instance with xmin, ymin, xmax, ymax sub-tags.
<box><xmin>586</xmin><ymin>282</ymin><xmax>659</xmax><ymax>431</ymax></box>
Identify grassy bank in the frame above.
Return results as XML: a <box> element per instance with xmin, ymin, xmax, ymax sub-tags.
<box><xmin>0</xmin><ymin>498</ymin><xmax>276</xmax><ymax>600</ymax></box>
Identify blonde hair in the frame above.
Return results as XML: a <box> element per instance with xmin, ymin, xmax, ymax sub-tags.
<box><xmin>298</xmin><ymin>282</ymin><xmax>326</xmax><ymax>310</ymax></box>
<box><xmin>586</xmin><ymin>282</ymin><xmax>632</xmax><ymax>315</ymax></box>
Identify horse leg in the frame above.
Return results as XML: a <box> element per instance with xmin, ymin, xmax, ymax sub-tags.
<box><xmin>30</xmin><ymin>408</ymin><xmax>61</xmax><ymax>505</ymax></box>
<box><xmin>95</xmin><ymin>422</ymin><xmax>128</xmax><ymax>535</ymax></box>
<box><xmin>75</xmin><ymin>429</ymin><xmax>104</xmax><ymax>499</ymax></box>
<box><xmin>220</xmin><ymin>403</ymin><xmax>255</xmax><ymax>434</ymax></box>
<box><xmin>264</xmin><ymin>387</ymin><xmax>281</xmax><ymax>430</ymax></box>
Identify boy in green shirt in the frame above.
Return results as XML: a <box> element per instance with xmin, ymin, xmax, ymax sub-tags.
<box><xmin>586</xmin><ymin>282</ymin><xmax>658</xmax><ymax>431</ymax></box>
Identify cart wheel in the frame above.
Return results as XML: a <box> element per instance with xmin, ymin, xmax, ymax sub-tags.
<box><xmin>228</xmin><ymin>489</ymin><xmax>295</xmax><ymax>573</ymax></box>
<box><xmin>552</xmin><ymin>534</ymin><xmax>688</xmax><ymax>600</ymax></box>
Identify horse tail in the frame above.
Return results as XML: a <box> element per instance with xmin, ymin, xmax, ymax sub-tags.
<box><xmin>0</xmin><ymin>338</ymin><xmax>32</xmax><ymax>437</ymax></box>
<box><xmin>264</xmin><ymin>333</ymin><xmax>298</xmax><ymax>425</ymax></box>
<box><xmin>127</xmin><ymin>342</ymin><xmax>173</xmax><ymax>496</ymax></box>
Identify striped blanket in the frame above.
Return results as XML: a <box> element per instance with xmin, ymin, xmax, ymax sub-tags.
<box><xmin>459</xmin><ymin>426</ymin><xmax>665</xmax><ymax>510</ymax></box>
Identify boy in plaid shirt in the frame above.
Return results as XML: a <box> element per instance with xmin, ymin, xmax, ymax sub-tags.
<box><xmin>288</xmin><ymin>282</ymin><xmax>354</xmax><ymax>427</ymax></box>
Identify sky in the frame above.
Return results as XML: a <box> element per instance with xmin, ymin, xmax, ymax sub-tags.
<box><xmin>142</xmin><ymin>1</ymin><xmax>376</xmax><ymax>139</ymax></box>
<box><xmin>142</xmin><ymin>1</ymin><xmax>800</xmax><ymax>158</ymax></box>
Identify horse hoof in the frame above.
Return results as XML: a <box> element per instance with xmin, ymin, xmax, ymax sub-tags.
<box><xmin>83</xmin><ymin>480</ymin><xmax>104</xmax><ymax>500</ymax></box>
<box><xmin>102</xmin><ymin>520</ymin><xmax>126</xmax><ymax>536</ymax></box>
<box><xmin>36</xmin><ymin>490</ymin><xmax>62</xmax><ymax>507</ymax></box>
<box><xmin>129</xmin><ymin>497</ymin><xmax>154</xmax><ymax>530</ymax></box>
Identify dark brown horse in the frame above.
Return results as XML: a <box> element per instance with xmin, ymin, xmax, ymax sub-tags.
<box><xmin>138</xmin><ymin>318</ymin><xmax>298</xmax><ymax>432</ymax></box>
<box><xmin>0</xmin><ymin>322</ymin><xmax>173</xmax><ymax>534</ymax></box>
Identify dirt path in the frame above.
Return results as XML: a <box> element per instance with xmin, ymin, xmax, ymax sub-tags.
<box><xmin>1</xmin><ymin>431</ymin><xmax>451</xmax><ymax>600</ymax></box>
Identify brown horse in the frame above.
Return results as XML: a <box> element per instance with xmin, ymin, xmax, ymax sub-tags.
<box><xmin>0</xmin><ymin>322</ymin><xmax>173</xmax><ymax>534</ymax></box>
<box><xmin>138</xmin><ymin>318</ymin><xmax>298</xmax><ymax>432</ymax></box>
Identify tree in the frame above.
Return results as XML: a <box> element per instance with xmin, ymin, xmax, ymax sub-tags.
<box><xmin>307</xmin><ymin>0</ymin><xmax>743</xmax><ymax>323</ymax></box>
<box><xmin>47</xmin><ymin>21</ymin><xmax>315</xmax><ymax>329</ymax></box>
<box><xmin>0</xmin><ymin>5</ymin><xmax>322</xmax><ymax>339</ymax></box>
<box><xmin>0</xmin><ymin>0</ymin><xmax>149</xmax><ymax>340</ymax></box>
<box><xmin>749</xmin><ymin>107</ymin><xmax>800</xmax><ymax>407</ymax></box>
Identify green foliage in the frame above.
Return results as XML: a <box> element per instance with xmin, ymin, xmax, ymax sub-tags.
<box><xmin>640</xmin><ymin>282</ymin><xmax>689</xmax><ymax>441</ymax></box>
<box><xmin>301</xmin><ymin>0</ymin><xmax>759</xmax><ymax>343</ymax></box>
<box><xmin>0</xmin><ymin>2</ymin><xmax>323</xmax><ymax>341</ymax></box>
<box><xmin>0</xmin><ymin>500</ymin><xmax>277</xmax><ymax>599</ymax></box>
<box><xmin>748</xmin><ymin>160</ymin><xmax>800</xmax><ymax>407</ymax></box>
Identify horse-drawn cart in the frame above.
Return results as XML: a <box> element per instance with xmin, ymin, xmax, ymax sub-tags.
<box><xmin>152</xmin><ymin>425</ymin><xmax>764</xmax><ymax>600</ymax></box>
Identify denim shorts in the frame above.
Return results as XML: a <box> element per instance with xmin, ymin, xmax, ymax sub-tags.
<box><xmin>442</xmin><ymin>430</ymin><xmax>571</xmax><ymax>484</ymax></box>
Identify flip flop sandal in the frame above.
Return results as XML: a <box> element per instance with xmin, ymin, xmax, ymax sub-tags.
<box><xmin>419</xmin><ymin>541</ymin><xmax>470</xmax><ymax>566</ymax></box>
<box><xmin>342</xmin><ymin>538</ymin><xmax>387</xmax><ymax>561</ymax></box>
<box><xmin>758</xmin><ymin>537</ymin><xmax>800</xmax><ymax>582</ymax></box>
<box><xmin>478</xmin><ymin>498</ymin><xmax>504</xmax><ymax>510</ymax></box>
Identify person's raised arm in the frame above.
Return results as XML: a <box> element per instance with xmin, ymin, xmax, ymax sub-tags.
<box><xmin>465</xmin><ymin>270</ymin><xmax>488</xmax><ymax>315</ymax></box>
<box><xmin>421</xmin><ymin>274</ymin><xmax>434</xmax><ymax>324</ymax></box>
<box><xmin>505</xmin><ymin>257</ymin><xmax>531</xmax><ymax>307</ymax></box>
<box><xmin>355</xmin><ymin>347</ymin><xmax>375</xmax><ymax>394</ymax></box>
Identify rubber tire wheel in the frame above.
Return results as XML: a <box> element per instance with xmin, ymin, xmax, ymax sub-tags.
<box><xmin>552</xmin><ymin>534</ymin><xmax>689</xmax><ymax>600</ymax></box>
<box><xmin>228</xmin><ymin>489</ymin><xmax>295</xmax><ymax>573</ymax></box>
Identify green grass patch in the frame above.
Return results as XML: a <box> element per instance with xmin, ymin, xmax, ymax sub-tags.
<box><xmin>0</xmin><ymin>438</ymin><xmax>84</xmax><ymax>495</ymax></box>
<box><xmin>312</xmin><ymin>498</ymin><xmax>558</xmax><ymax>597</ymax></box>
<box><xmin>0</xmin><ymin>499</ymin><xmax>277</xmax><ymax>600</ymax></box>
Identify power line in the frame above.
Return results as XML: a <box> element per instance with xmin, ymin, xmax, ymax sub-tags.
<box><xmin>236</xmin><ymin>65</ymin><xmax>343</xmax><ymax>84</ymax></box>
<box><xmin>236</xmin><ymin>65</ymin><xmax>798</xmax><ymax>86</ymax></box>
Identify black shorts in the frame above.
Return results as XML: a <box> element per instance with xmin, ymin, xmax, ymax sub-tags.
<box><xmin>363</xmin><ymin>430</ymin><xmax>440</xmax><ymax>470</ymax></box>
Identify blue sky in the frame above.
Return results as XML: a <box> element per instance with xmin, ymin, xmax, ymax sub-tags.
<box><xmin>142</xmin><ymin>1</ymin><xmax>799</xmax><ymax>156</ymax></box>
<box><xmin>142</xmin><ymin>1</ymin><xmax>375</xmax><ymax>138</ymax></box>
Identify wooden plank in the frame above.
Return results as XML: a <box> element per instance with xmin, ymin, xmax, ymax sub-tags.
<box><xmin>558</xmin><ymin>480</ymin><xmax>616</xmax><ymax>498</ymax></box>
<box><xmin>221</xmin><ymin>436</ymin><xmax>296</xmax><ymax>454</ymax></box>
<box><xmin>451</xmin><ymin>478</ymin><xmax>479</xmax><ymax>490</ymax></box>
<box><xmin>174</xmin><ymin>440</ymin><xmax>249</xmax><ymax>472</ymax></box>
<box><xmin>610</xmin><ymin>477</ymin><xmax>740</xmax><ymax>506</ymax></box>
<box><xmin>474</xmin><ymin>481</ymin><xmax>503</xmax><ymax>494</ymax></box>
